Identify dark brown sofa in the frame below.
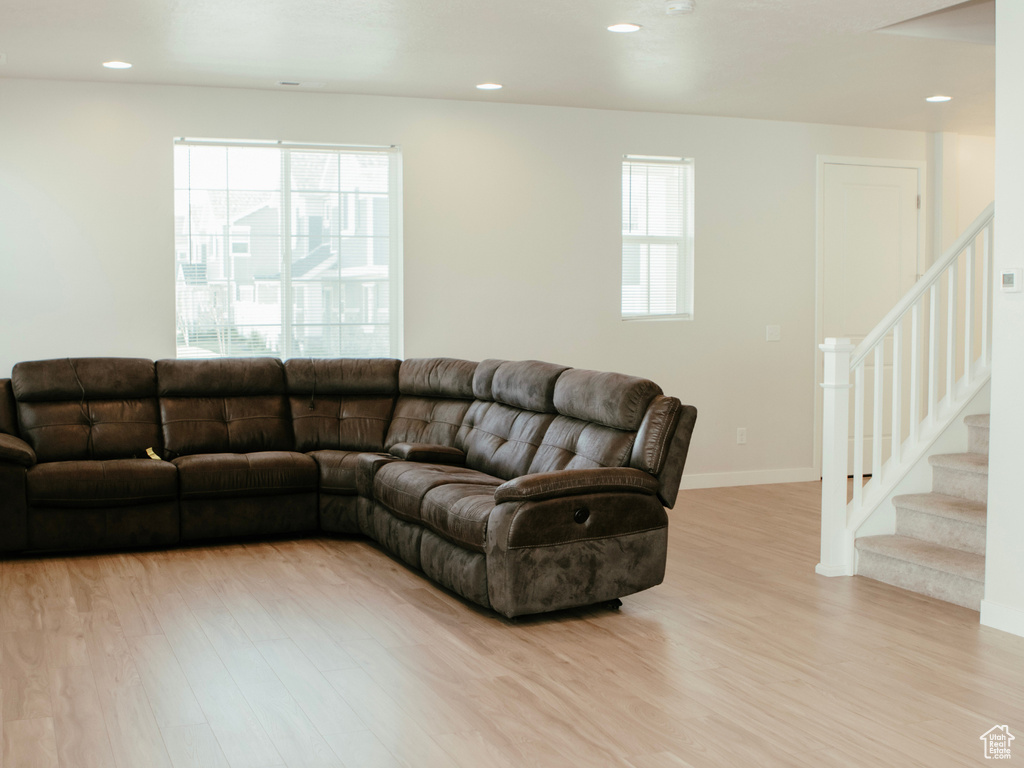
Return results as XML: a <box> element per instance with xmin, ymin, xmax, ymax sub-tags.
<box><xmin>0</xmin><ymin>356</ymin><xmax>696</xmax><ymax>618</ymax></box>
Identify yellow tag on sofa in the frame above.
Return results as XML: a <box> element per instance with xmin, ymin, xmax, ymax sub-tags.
<box><xmin>146</xmin><ymin>447</ymin><xmax>161</xmax><ymax>461</ymax></box>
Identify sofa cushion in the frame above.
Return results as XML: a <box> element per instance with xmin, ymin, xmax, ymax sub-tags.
<box><xmin>487</xmin><ymin>359</ymin><xmax>569</xmax><ymax>413</ymax></box>
<box><xmin>174</xmin><ymin>451</ymin><xmax>316</xmax><ymax>499</ymax></box>
<box><xmin>552</xmin><ymin>368</ymin><xmax>662</xmax><ymax>431</ymax></box>
<box><xmin>384</xmin><ymin>397</ymin><xmax>473</xmax><ymax>449</ymax></box>
<box><xmin>398</xmin><ymin>358</ymin><xmax>476</xmax><ymax>398</ymax></box>
<box><xmin>456</xmin><ymin>402</ymin><xmax>555</xmax><ymax>480</ymax></box>
<box><xmin>455</xmin><ymin>360</ymin><xmax>571</xmax><ymax>480</ymax></box>
<box><xmin>373</xmin><ymin>461</ymin><xmax>500</xmax><ymax>522</ymax></box>
<box><xmin>157</xmin><ymin>359</ymin><xmax>293</xmax><ymax>457</ymax></box>
<box><xmin>528</xmin><ymin>415</ymin><xmax>636</xmax><ymax>474</ymax></box>
<box><xmin>290</xmin><ymin>395</ymin><xmax>395</xmax><ymax>453</ymax></box>
<box><xmin>309</xmin><ymin>449</ymin><xmax>389</xmax><ymax>496</ymax></box>
<box><xmin>27</xmin><ymin>460</ymin><xmax>178</xmax><ymax>508</ymax></box>
<box><xmin>383</xmin><ymin>358</ymin><xmax>477</xmax><ymax>450</ymax></box>
<box><xmin>285</xmin><ymin>358</ymin><xmax>401</xmax><ymax>397</ymax></box>
<box><xmin>12</xmin><ymin>358</ymin><xmax>163</xmax><ymax>463</ymax></box>
<box><xmin>286</xmin><ymin>359</ymin><xmax>399</xmax><ymax>452</ymax></box>
<box><xmin>420</xmin><ymin>483</ymin><xmax>498</xmax><ymax>553</ymax></box>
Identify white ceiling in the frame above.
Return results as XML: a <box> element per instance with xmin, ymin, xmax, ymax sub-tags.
<box><xmin>879</xmin><ymin>0</ymin><xmax>994</xmax><ymax>45</ymax></box>
<box><xmin>0</xmin><ymin>0</ymin><xmax>995</xmax><ymax>135</ymax></box>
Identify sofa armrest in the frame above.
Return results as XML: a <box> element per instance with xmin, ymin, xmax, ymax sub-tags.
<box><xmin>494</xmin><ymin>467</ymin><xmax>659</xmax><ymax>504</ymax></box>
<box><xmin>355</xmin><ymin>451</ymin><xmax>401</xmax><ymax>497</ymax></box>
<box><xmin>0</xmin><ymin>433</ymin><xmax>36</xmax><ymax>468</ymax></box>
<box><xmin>388</xmin><ymin>442</ymin><xmax>466</xmax><ymax>466</ymax></box>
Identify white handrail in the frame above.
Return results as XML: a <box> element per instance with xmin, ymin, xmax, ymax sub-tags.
<box><xmin>818</xmin><ymin>203</ymin><xmax>995</xmax><ymax>577</ymax></box>
<box><xmin>852</xmin><ymin>202</ymin><xmax>994</xmax><ymax>367</ymax></box>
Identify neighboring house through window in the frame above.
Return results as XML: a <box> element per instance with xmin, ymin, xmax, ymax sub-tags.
<box><xmin>173</xmin><ymin>139</ymin><xmax>402</xmax><ymax>358</ymax></box>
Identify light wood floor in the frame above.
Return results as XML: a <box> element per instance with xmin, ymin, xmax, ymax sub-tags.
<box><xmin>2</xmin><ymin>482</ymin><xmax>1023</xmax><ymax>767</ymax></box>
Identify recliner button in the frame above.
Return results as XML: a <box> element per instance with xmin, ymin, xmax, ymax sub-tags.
<box><xmin>573</xmin><ymin>507</ymin><xmax>590</xmax><ymax>524</ymax></box>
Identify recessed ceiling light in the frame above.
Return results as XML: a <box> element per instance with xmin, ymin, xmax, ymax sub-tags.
<box><xmin>926</xmin><ymin>95</ymin><xmax>952</xmax><ymax>102</ymax></box>
<box><xmin>102</xmin><ymin>61</ymin><xmax>132</xmax><ymax>69</ymax></box>
<box><xmin>476</xmin><ymin>83</ymin><xmax>503</xmax><ymax>90</ymax></box>
<box><xmin>608</xmin><ymin>23</ymin><xmax>642</xmax><ymax>33</ymax></box>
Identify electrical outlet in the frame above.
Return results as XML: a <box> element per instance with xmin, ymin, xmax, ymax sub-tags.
<box><xmin>737</xmin><ymin>428</ymin><xmax>747</xmax><ymax>444</ymax></box>
<box><xmin>766</xmin><ymin>325</ymin><xmax>781</xmax><ymax>342</ymax></box>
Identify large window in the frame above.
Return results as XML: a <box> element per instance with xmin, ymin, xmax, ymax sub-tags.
<box><xmin>621</xmin><ymin>155</ymin><xmax>694</xmax><ymax>319</ymax></box>
<box><xmin>173</xmin><ymin>139</ymin><xmax>402</xmax><ymax>358</ymax></box>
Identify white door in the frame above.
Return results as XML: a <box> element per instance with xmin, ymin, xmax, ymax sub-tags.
<box><xmin>821</xmin><ymin>161</ymin><xmax>921</xmax><ymax>474</ymax></box>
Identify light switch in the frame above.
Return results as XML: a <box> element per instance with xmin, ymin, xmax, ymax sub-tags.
<box><xmin>766</xmin><ymin>325</ymin><xmax>781</xmax><ymax>342</ymax></box>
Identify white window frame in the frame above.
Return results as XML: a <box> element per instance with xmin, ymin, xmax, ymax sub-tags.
<box><xmin>621</xmin><ymin>154</ymin><xmax>694</xmax><ymax>321</ymax></box>
<box><xmin>173</xmin><ymin>138</ymin><xmax>403</xmax><ymax>359</ymax></box>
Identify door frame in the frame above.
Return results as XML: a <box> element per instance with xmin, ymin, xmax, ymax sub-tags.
<box><xmin>812</xmin><ymin>155</ymin><xmax>927</xmax><ymax>478</ymax></box>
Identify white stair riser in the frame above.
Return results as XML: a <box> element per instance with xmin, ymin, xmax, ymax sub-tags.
<box><xmin>967</xmin><ymin>425</ymin><xmax>990</xmax><ymax>456</ymax></box>
<box><xmin>895</xmin><ymin>508</ymin><xmax>986</xmax><ymax>556</ymax></box>
<box><xmin>857</xmin><ymin>550</ymin><xmax>983</xmax><ymax>611</ymax></box>
<box><xmin>932</xmin><ymin>466</ymin><xmax>988</xmax><ymax>504</ymax></box>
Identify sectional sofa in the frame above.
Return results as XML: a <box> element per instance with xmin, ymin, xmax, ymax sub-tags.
<box><xmin>0</xmin><ymin>356</ymin><xmax>696</xmax><ymax>618</ymax></box>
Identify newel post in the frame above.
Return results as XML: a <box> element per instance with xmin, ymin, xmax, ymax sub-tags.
<box><xmin>817</xmin><ymin>337</ymin><xmax>856</xmax><ymax>576</ymax></box>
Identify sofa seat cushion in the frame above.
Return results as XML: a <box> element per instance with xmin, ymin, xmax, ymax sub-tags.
<box><xmin>420</xmin><ymin>483</ymin><xmax>498</xmax><ymax>553</ymax></box>
<box><xmin>373</xmin><ymin>461</ymin><xmax>500</xmax><ymax>522</ymax></box>
<box><xmin>310</xmin><ymin>450</ymin><xmax>389</xmax><ymax>496</ymax></box>
<box><xmin>174</xmin><ymin>452</ymin><xmax>316</xmax><ymax>499</ymax></box>
<box><xmin>27</xmin><ymin>460</ymin><xmax>178</xmax><ymax>508</ymax></box>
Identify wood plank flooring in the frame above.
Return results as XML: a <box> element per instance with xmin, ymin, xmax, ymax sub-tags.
<box><xmin>2</xmin><ymin>481</ymin><xmax>1023</xmax><ymax>767</ymax></box>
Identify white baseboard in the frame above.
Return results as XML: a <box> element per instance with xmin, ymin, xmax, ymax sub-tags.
<box><xmin>981</xmin><ymin>599</ymin><xmax>1024</xmax><ymax>638</ymax></box>
<box><xmin>678</xmin><ymin>467</ymin><xmax>819</xmax><ymax>490</ymax></box>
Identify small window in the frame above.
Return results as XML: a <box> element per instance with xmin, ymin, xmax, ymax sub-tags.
<box><xmin>621</xmin><ymin>155</ymin><xmax>694</xmax><ymax>320</ymax></box>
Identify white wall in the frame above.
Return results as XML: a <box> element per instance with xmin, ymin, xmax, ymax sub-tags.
<box><xmin>957</xmin><ymin>134</ymin><xmax>996</xmax><ymax>230</ymax></box>
<box><xmin>0</xmin><ymin>78</ymin><xmax>975</xmax><ymax>487</ymax></box>
<box><xmin>982</xmin><ymin>5</ymin><xmax>1024</xmax><ymax>638</ymax></box>
<box><xmin>928</xmin><ymin>132</ymin><xmax>995</xmax><ymax>263</ymax></box>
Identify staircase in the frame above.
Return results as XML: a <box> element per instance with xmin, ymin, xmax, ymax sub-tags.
<box><xmin>818</xmin><ymin>202</ymin><xmax>995</xmax><ymax>605</ymax></box>
<box><xmin>856</xmin><ymin>414</ymin><xmax>988</xmax><ymax>610</ymax></box>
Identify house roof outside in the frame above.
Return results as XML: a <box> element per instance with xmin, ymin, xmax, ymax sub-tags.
<box><xmin>0</xmin><ymin>0</ymin><xmax>994</xmax><ymax>135</ymax></box>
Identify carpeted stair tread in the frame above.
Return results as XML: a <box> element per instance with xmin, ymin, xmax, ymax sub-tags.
<box><xmin>856</xmin><ymin>535</ymin><xmax>984</xmax><ymax>582</ymax></box>
<box><xmin>965</xmin><ymin>413</ymin><xmax>990</xmax><ymax>455</ymax></box>
<box><xmin>928</xmin><ymin>452</ymin><xmax>989</xmax><ymax>474</ymax></box>
<box><xmin>892</xmin><ymin>493</ymin><xmax>986</xmax><ymax>526</ymax></box>
<box><xmin>963</xmin><ymin>414</ymin><xmax>990</xmax><ymax>429</ymax></box>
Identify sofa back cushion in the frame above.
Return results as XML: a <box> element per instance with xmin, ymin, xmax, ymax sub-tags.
<box><xmin>456</xmin><ymin>360</ymin><xmax>566</xmax><ymax>480</ymax></box>
<box><xmin>12</xmin><ymin>358</ymin><xmax>162</xmax><ymax>462</ymax></box>
<box><xmin>285</xmin><ymin>358</ymin><xmax>399</xmax><ymax>452</ymax></box>
<box><xmin>157</xmin><ymin>358</ymin><xmax>292</xmax><ymax>457</ymax></box>
<box><xmin>384</xmin><ymin>358</ymin><xmax>477</xmax><ymax>449</ymax></box>
<box><xmin>552</xmin><ymin>368</ymin><xmax>662</xmax><ymax>431</ymax></box>
<box><xmin>526</xmin><ymin>367</ymin><xmax>661</xmax><ymax>474</ymax></box>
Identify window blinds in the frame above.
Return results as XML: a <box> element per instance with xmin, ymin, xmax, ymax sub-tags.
<box><xmin>621</xmin><ymin>156</ymin><xmax>694</xmax><ymax>319</ymax></box>
<box><xmin>173</xmin><ymin>139</ymin><xmax>401</xmax><ymax>359</ymax></box>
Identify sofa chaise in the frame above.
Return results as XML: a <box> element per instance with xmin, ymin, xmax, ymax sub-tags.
<box><xmin>0</xmin><ymin>356</ymin><xmax>697</xmax><ymax>618</ymax></box>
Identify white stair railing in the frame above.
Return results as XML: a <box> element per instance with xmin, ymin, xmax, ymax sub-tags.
<box><xmin>818</xmin><ymin>202</ymin><xmax>995</xmax><ymax>576</ymax></box>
